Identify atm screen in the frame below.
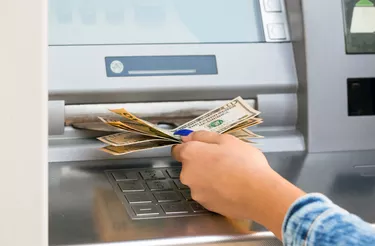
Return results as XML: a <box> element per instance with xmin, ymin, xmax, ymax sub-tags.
<box><xmin>48</xmin><ymin>0</ymin><xmax>265</xmax><ymax>45</ymax></box>
<box><xmin>342</xmin><ymin>0</ymin><xmax>375</xmax><ymax>54</ymax></box>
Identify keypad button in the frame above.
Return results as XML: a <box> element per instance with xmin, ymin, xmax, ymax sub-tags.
<box><xmin>267</xmin><ymin>23</ymin><xmax>287</xmax><ymax>40</ymax></box>
<box><xmin>166</xmin><ymin>168</ymin><xmax>181</xmax><ymax>178</ymax></box>
<box><xmin>264</xmin><ymin>0</ymin><xmax>282</xmax><ymax>12</ymax></box>
<box><xmin>190</xmin><ymin>202</ymin><xmax>207</xmax><ymax>213</ymax></box>
<box><xmin>146</xmin><ymin>180</ymin><xmax>172</xmax><ymax>191</ymax></box>
<box><xmin>173</xmin><ymin>179</ymin><xmax>189</xmax><ymax>189</ymax></box>
<box><xmin>180</xmin><ymin>190</ymin><xmax>192</xmax><ymax>201</ymax></box>
<box><xmin>140</xmin><ymin>170</ymin><xmax>165</xmax><ymax>180</ymax></box>
<box><xmin>112</xmin><ymin>171</ymin><xmax>138</xmax><ymax>181</ymax></box>
<box><xmin>132</xmin><ymin>204</ymin><xmax>160</xmax><ymax>216</ymax></box>
<box><xmin>125</xmin><ymin>192</ymin><xmax>152</xmax><ymax>204</ymax></box>
<box><xmin>118</xmin><ymin>181</ymin><xmax>145</xmax><ymax>192</ymax></box>
<box><xmin>153</xmin><ymin>191</ymin><xmax>181</xmax><ymax>202</ymax></box>
<box><xmin>161</xmin><ymin>203</ymin><xmax>189</xmax><ymax>214</ymax></box>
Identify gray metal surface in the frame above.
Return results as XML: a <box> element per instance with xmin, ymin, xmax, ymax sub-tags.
<box><xmin>48</xmin><ymin>128</ymin><xmax>305</xmax><ymax>163</ymax></box>
<box><xmin>49</xmin><ymin>150</ymin><xmax>375</xmax><ymax>246</ymax></box>
<box><xmin>288</xmin><ymin>0</ymin><xmax>375</xmax><ymax>152</ymax></box>
<box><xmin>105</xmin><ymin>167</ymin><xmax>211</xmax><ymax>220</ymax></box>
<box><xmin>259</xmin><ymin>0</ymin><xmax>291</xmax><ymax>42</ymax></box>
<box><xmin>48</xmin><ymin>0</ymin><xmax>265</xmax><ymax>45</ymax></box>
<box><xmin>48</xmin><ymin>100</ymin><xmax>65</xmax><ymax>135</ymax></box>
<box><xmin>48</xmin><ymin>42</ymin><xmax>297</xmax><ymax>105</ymax></box>
<box><xmin>256</xmin><ymin>93</ymin><xmax>297</xmax><ymax>127</ymax></box>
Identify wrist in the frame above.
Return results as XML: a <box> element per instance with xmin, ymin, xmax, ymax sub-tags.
<box><xmin>244</xmin><ymin>169</ymin><xmax>305</xmax><ymax>240</ymax></box>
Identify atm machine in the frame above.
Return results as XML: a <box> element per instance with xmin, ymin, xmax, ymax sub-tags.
<box><xmin>48</xmin><ymin>0</ymin><xmax>375</xmax><ymax>245</ymax></box>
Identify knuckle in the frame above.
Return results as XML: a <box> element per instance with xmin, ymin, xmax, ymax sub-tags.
<box><xmin>193</xmin><ymin>130</ymin><xmax>215</xmax><ymax>139</ymax></box>
<box><xmin>221</xmin><ymin>133</ymin><xmax>237</xmax><ymax>142</ymax></box>
<box><xmin>179</xmin><ymin>170</ymin><xmax>188</xmax><ymax>185</ymax></box>
<box><xmin>181</xmin><ymin>142</ymin><xmax>200</xmax><ymax>157</ymax></box>
<box><xmin>190</xmin><ymin>131</ymin><xmax>205</xmax><ymax>139</ymax></box>
<box><xmin>190</xmin><ymin>190</ymin><xmax>200</xmax><ymax>202</ymax></box>
<box><xmin>179</xmin><ymin>145</ymin><xmax>191</xmax><ymax>160</ymax></box>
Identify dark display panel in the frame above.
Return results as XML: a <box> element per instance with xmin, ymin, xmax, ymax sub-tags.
<box><xmin>348</xmin><ymin>78</ymin><xmax>375</xmax><ymax>116</ymax></box>
<box><xmin>342</xmin><ymin>0</ymin><xmax>375</xmax><ymax>54</ymax></box>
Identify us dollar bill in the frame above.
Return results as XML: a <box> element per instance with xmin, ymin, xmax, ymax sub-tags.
<box><xmin>173</xmin><ymin>96</ymin><xmax>260</xmax><ymax>134</ymax></box>
<box><xmin>94</xmin><ymin>96</ymin><xmax>263</xmax><ymax>155</ymax></box>
<box><xmin>98</xmin><ymin>117</ymin><xmax>176</xmax><ymax>140</ymax></box>
<box><xmin>108</xmin><ymin>108</ymin><xmax>178</xmax><ymax>140</ymax></box>
<box><xmin>72</xmin><ymin>122</ymin><xmax>126</xmax><ymax>132</ymax></box>
<box><xmin>98</xmin><ymin>132</ymin><xmax>178</xmax><ymax>147</ymax></box>
<box><xmin>100</xmin><ymin>140</ymin><xmax>175</xmax><ymax>156</ymax></box>
<box><xmin>225</xmin><ymin>118</ymin><xmax>263</xmax><ymax>133</ymax></box>
<box><xmin>229</xmin><ymin>129</ymin><xmax>263</xmax><ymax>139</ymax></box>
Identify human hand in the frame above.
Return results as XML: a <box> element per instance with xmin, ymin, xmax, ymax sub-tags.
<box><xmin>171</xmin><ymin>130</ymin><xmax>305</xmax><ymax>239</ymax></box>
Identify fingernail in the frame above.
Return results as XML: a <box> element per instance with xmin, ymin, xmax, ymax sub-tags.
<box><xmin>173</xmin><ymin>129</ymin><xmax>193</xmax><ymax>136</ymax></box>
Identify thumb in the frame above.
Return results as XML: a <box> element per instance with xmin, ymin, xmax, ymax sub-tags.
<box><xmin>182</xmin><ymin>130</ymin><xmax>222</xmax><ymax>144</ymax></box>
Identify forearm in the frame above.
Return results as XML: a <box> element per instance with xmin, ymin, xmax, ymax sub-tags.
<box><xmin>246</xmin><ymin>170</ymin><xmax>305</xmax><ymax>240</ymax></box>
<box><xmin>247</xmin><ymin>170</ymin><xmax>375</xmax><ymax>245</ymax></box>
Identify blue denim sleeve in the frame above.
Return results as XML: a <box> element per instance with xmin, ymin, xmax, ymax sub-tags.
<box><xmin>282</xmin><ymin>193</ymin><xmax>375</xmax><ymax>246</ymax></box>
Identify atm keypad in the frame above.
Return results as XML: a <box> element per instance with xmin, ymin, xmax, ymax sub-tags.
<box><xmin>106</xmin><ymin>167</ymin><xmax>211</xmax><ymax>220</ymax></box>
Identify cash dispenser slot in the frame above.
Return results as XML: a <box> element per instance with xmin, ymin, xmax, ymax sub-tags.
<box><xmin>48</xmin><ymin>94</ymin><xmax>298</xmax><ymax>136</ymax></box>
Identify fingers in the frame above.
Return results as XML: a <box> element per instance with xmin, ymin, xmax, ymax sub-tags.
<box><xmin>182</xmin><ymin>130</ymin><xmax>223</xmax><ymax>144</ymax></box>
<box><xmin>171</xmin><ymin>144</ymin><xmax>184</xmax><ymax>162</ymax></box>
<box><xmin>171</xmin><ymin>140</ymin><xmax>213</xmax><ymax>162</ymax></box>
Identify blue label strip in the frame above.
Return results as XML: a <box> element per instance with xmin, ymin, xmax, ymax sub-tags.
<box><xmin>105</xmin><ymin>55</ymin><xmax>218</xmax><ymax>77</ymax></box>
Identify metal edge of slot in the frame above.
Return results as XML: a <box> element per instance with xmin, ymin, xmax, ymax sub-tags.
<box><xmin>59</xmin><ymin>223</ymin><xmax>375</xmax><ymax>246</ymax></box>
<box><xmin>59</xmin><ymin>231</ymin><xmax>278</xmax><ymax>246</ymax></box>
<box><xmin>259</xmin><ymin>0</ymin><xmax>291</xmax><ymax>42</ymax></box>
<box><xmin>48</xmin><ymin>130</ymin><xmax>305</xmax><ymax>163</ymax></box>
<box><xmin>64</xmin><ymin>99</ymin><xmax>257</xmax><ymax>123</ymax></box>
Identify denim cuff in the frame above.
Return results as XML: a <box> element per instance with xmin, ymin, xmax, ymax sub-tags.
<box><xmin>282</xmin><ymin>193</ymin><xmax>333</xmax><ymax>246</ymax></box>
<box><xmin>282</xmin><ymin>193</ymin><xmax>375</xmax><ymax>246</ymax></box>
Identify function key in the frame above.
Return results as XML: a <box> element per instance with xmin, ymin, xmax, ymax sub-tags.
<box><xmin>161</xmin><ymin>203</ymin><xmax>189</xmax><ymax>215</ymax></box>
<box><xmin>132</xmin><ymin>204</ymin><xmax>160</xmax><ymax>216</ymax></box>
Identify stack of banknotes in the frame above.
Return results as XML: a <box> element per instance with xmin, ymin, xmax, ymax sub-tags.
<box><xmin>97</xmin><ymin>96</ymin><xmax>263</xmax><ymax>155</ymax></box>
